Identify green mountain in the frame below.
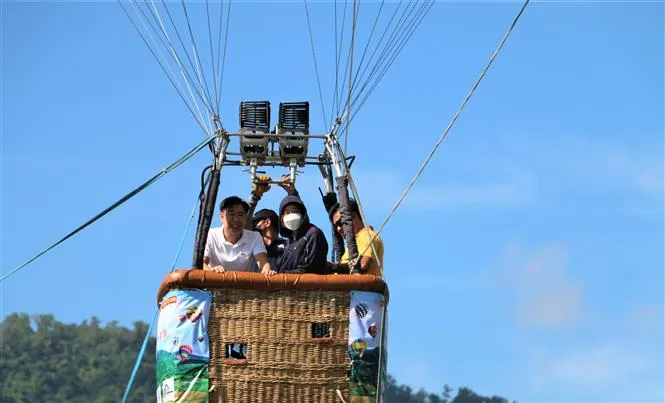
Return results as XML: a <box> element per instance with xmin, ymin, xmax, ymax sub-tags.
<box><xmin>0</xmin><ymin>313</ymin><xmax>514</xmax><ymax>403</ymax></box>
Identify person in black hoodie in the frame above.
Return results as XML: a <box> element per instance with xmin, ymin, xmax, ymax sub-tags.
<box><xmin>276</xmin><ymin>194</ymin><xmax>331</xmax><ymax>274</ymax></box>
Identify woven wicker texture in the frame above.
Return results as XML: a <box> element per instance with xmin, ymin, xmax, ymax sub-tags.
<box><xmin>208</xmin><ymin>288</ymin><xmax>351</xmax><ymax>403</ymax></box>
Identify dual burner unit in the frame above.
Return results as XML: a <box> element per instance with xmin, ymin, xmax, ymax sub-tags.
<box><xmin>237</xmin><ymin>101</ymin><xmax>312</xmax><ymax>170</ymax></box>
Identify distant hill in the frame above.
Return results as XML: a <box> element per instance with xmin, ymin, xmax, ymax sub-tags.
<box><xmin>0</xmin><ymin>313</ymin><xmax>514</xmax><ymax>403</ymax></box>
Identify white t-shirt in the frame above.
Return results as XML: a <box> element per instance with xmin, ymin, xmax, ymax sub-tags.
<box><xmin>204</xmin><ymin>228</ymin><xmax>267</xmax><ymax>272</ymax></box>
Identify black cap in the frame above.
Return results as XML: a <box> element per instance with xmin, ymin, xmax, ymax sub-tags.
<box><xmin>219</xmin><ymin>196</ymin><xmax>249</xmax><ymax>212</ymax></box>
<box><xmin>252</xmin><ymin>208</ymin><xmax>278</xmax><ymax>224</ymax></box>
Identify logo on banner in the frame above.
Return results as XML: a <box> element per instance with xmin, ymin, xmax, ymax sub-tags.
<box><xmin>161</xmin><ymin>378</ymin><xmax>175</xmax><ymax>401</ymax></box>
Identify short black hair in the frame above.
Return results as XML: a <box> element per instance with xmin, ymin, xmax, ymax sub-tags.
<box><xmin>219</xmin><ymin>196</ymin><xmax>249</xmax><ymax>213</ymax></box>
<box><xmin>252</xmin><ymin>209</ymin><xmax>279</xmax><ymax>230</ymax></box>
<box><xmin>329</xmin><ymin>199</ymin><xmax>360</xmax><ymax>219</ymax></box>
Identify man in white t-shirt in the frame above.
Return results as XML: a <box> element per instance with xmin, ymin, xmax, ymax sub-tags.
<box><xmin>203</xmin><ymin>196</ymin><xmax>276</xmax><ymax>275</ymax></box>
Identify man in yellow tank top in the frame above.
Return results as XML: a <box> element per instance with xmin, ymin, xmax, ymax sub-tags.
<box><xmin>328</xmin><ymin>200</ymin><xmax>384</xmax><ymax>277</ymax></box>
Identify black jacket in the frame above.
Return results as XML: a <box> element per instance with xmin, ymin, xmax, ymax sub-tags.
<box><xmin>248</xmin><ymin>237</ymin><xmax>286</xmax><ymax>273</ymax></box>
<box><xmin>276</xmin><ymin>195</ymin><xmax>330</xmax><ymax>274</ymax></box>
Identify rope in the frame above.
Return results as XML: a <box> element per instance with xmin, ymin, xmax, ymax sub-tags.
<box><xmin>126</xmin><ymin>0</ymin><xmax>211</xmax><ymax>132</ymax></box>
<box><xmin>120</xmin><ymin>0</ymin><xmax>233</xmax><ymax>131</ymax></box>
<box><xmin>180</xmin><ymin>0</ymin><xmax>217</xmax><ymax>116</ymax></box>
<box><xmin>346</xmin><ymin>0</ymin><xmax>386</xmax><ymax>106</ymax></box>
<box><xmin>304</xmin><ymin>0</ymin><xmax>328</xmax><ymax>127</ymax></box>
<box><xmin>118</xmin><ymin>0</ymin><xmax>211</xmax><ymax>135</ymax></box>
<box><xmin>347</xmin><ymin>0</ymin><xmax>402</xmax><ymax>106</ymax></box>
<box><xmin>334</xmin><ymin>0</ymin><xmax>349</xmax><ymax>119</ymax></box>
<box><xmin>205</xmin><ymin>0</ymin><xmax>220</xmax><ymax>118</ymax></box>
<box><xmin>336</xmin><ymin>0</ymin><xmax>433</xmax><ymax>141</ymax></box>
<box><xmin>214</xmin><ymin>0</ymin><xmax>225</xmax><ymax>110</ymax></box>
<box><xmin>349</xmin><ymin>1</ymin><xmax>433</xmax><ymax>123</ymax></box>
<box><xmin>156</xmin><ymin>0</ymin><xmax>216</xmax><ymax>116</ymax></box>
<box><xmin>355</xmin><ymin>0</ymin><xmax>530</xmax><ymax>259</ymax></box>
<box><xmin>375</xmin><ymin>301</ymin><xmax>388</xmax><ymax>403</ymax></box>
<box><xmin>330</xmin><ymin>0</ymin><xmax>339</xmax><ymax>129</ymax></box>
<box><xmin>344</xmin><ymin>0</ymin><xmax>358</xmax><ymax>155</ymax></box>
<box><xmin>349</xmin><ymin>1</ymin><xmax>433</xmax><ymax>124</ymax></box>
<box><xmin>349</xmin><ymin>1</ymin><xmax>416</xmax><ymax>110</ymax></box>
<box><xmin>218</xmin><ymin>0</ymin><xmax>232</xmax><ymax>110</ymax></box>
<box><xmin>120</xmin><ymin>178</ymin><xmax>207</xmax><ymax>403</ymax></box>
<box><xmin>0</xmin><ymin>135</ymin><xmax>216</xmax><ymax>283</ymax></box>
<box><xmin>121</xmin><ymin>311</ymin><xmax>158</xmax><ymax>403</ymax></box>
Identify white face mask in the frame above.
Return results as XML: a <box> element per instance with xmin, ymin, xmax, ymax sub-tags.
<box><xmin>283</xmin><ymin>213</ymin><xmax>303</xmax><ymax>231</ymax></box>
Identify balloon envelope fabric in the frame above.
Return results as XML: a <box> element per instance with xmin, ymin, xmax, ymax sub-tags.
<box><xmin>156</xmin><ymin>289</ymin><xmax>212</xmax><ymax>403</ymax></box>
<box><xmin>348</xmin><ymin>290</ymin><xmax>387</xmax><ymax>400</ymax></box>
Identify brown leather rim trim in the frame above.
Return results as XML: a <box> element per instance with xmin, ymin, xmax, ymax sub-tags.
<box><xmin>157</xmin><ymin>269</ymin><xmax>388</xmax><ymax>305</ymax></box>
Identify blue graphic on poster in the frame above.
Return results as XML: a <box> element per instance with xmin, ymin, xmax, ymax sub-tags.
<box><xmin>156</xmin><ymin>289</ymin><xmax>212</xmax><ymax>402</ymax></box>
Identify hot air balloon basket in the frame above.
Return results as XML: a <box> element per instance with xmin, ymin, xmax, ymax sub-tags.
<box><xmin>207</xmin><ymin>288</ymin><xmax>351</xmax><ymax>402</ymax></box>
<box><xmin>156</xmin><ymin>271</ymin><xmax>388</xmax><ymax>403</ymax></box>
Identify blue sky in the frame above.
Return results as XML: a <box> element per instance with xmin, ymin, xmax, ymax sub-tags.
<box><xmin>1</xmin><ymin>1</ymin><xmax>663</xmax><ymax>402</ymax></box>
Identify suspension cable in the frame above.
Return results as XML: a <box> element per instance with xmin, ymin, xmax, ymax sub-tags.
<box><xmin>120</xmin><ymin>172</ymin><xmax>210</xmax><ymax>403</ymax></box>
<box><xmin>304</xmin><ymin>0</ymin><xmax>328</xmax><ymax>127</ymax></box>
<box><xmin>349</xmin><ymin>1</ymin><xmax>434</xmax><ymax>123</ymax></box>
<box><xmin>205</xmin><ymin>0</ymin><xmax>220</xmax><ymax>119</ymax></box>
<box><xmin>118</xmin><ymin>0</ymin><xmax>211</xmax><ymax>134</ymax></box>
<box><xmin>344</xmin><ymin>0</ymin><xmax>358</xmax><ymax>154</ymax></box>
<box><xmin>121</xmin><ymin>0</ymin><xmax>233</xmax><ymax>132</ymax></box>
<box><xmin>141</xmin><ymin>0</ymin><xmax>216</xmax><ymax>133</ymax></box>
<box><xmin>336</xmin><ymin>0</ymin><xmax>434</xmax><ymax>138</ymax></box>
<box><xmin>0</xmin><ymin>135</ymin><xmax>216</xmax><ymax>283</ymax></box>
<box><xmin>180</xmin><ymin>0</ymin><xmax>217</xmax><ymax>117</ymax></box>
<box><xmin>359</xmin><ymin>1</ymin><xmax>420</xmax><ymax>90</ymax></box>
<box><xmin>334</xmin><ymin>0</ymin><xmax>349</xmax><ymax>119</ymax></box>
<box><xmin>214</xmin><ymin>0</ymin><xmax>225</xmax><ymax>111</ymax></box>
<box><xmin>355</xmin><ymin>0</ymin><xmax>530</xmax><ymax>259</ymax></box>
<box><xmin>218</xmin><ymin>0</ymin><xmax>232</xmax><ymax>110</ymax></box>
<box><xmin>121</xmin><ymin>311</ymin><xmax>158</xmax><ymax>403</ymax></box>
<box><xmin>346</xmin><ymin>1</ymin><xmax>413</xmax><ymax>113</ymax></box>
<box><xmin>154</xmin><ymin>0</ymin><xmax>217</xmax><ymax>116</ymax></box>
<box><xmin>329</xmin><ymin>0</ymin><xmax>339</xmax><ymax>129</ymax></box>
<box><xmin>146</xmin><ymin>0</ymin><xmax>216</xmax><ymax>117</ymax></box>
<box><xmin>127</xmin><ymin>0</ymin><xmax>209</xmax><ymax>131</ymax></box>
<box><xmin>347</xmin><ymin>0</ymin><xmax>403</xmax><ymax>105</ymax></box>
<box><xmin>346</xmin><ymin>0</ymin><xmax>386</xmax><ymax>101</ymax></box>
<box><xmin>351</xmin><ymin>1</ymin><xmax>431</xmax><ymax>113</ymax></box>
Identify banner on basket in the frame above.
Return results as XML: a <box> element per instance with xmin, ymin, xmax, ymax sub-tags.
<box><xmin>156</xmin><ymin>289</ymin><xmax>212</xmax><ymax>403</ymax></box>
<box><xmin>348</xmin><ymin>290</ymin><xmax>387</xmax><ymax>400</ymax></box>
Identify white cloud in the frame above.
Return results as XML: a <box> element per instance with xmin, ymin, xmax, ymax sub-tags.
<box><xmin>504</xmin><ymin>133</ymin><xmax>664</xmax><ymax>199</ymax></box>
<box><xmin>347</xmin><ymin>167</ymin><xmax>537</xmax><ymax>212</ymax></box>
<box><xmin>532</xmin><ymin>342</ymin><xmax>650</xmax><ymax>387</ymax></box>
<box><xmin>634</xmin><ymin>162</ymin><xmax>665</xmax><ymax>197</ymax></box>
<box><xmin>630</xmin><ymin>305</ymin><xmax>665</xmax><ymax>333</ymax></box>
<box><xmin>488</xmin><ymin>243</ymin><xmax>664</xmax><ymax>401</ymax></box>
<box><xmin>407</xmin><ymin>175</ymin><xmax>536</xmax><ymax>208</ymax></box>
<box><xmin>492</xmin><ymin>243</ymin><xmax>585</xmax><ymax>331</ymax></box>
<box><xmin>345</xmin><ymin>133</ymin><xmax>662</xmax><ymax>218</ymax></box>
<box><xmin>518</xmin><ymin>281</ymin><xmax>583</xmax><ymax>330</ymax></box>
<box><xmin>577</xmin><ymin>142</ymin><xmax>663</xmax><ymax>198</ymax></box>
<box><xmin>521</xmin><ymin>340</ymin><xmax>664</xmax><ymax>402</ymax></box>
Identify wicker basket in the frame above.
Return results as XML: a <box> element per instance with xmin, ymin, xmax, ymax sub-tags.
<box><xmin>157</xmin><ymin>270</ymin><xmax>388</xmax><ymax>403</ymax></box>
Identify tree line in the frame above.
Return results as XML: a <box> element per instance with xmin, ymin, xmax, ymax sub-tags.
<box><xmin>0</xmin><ymin>313</ymin><xmax>514</xmax><ymax>403</ymax></box>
